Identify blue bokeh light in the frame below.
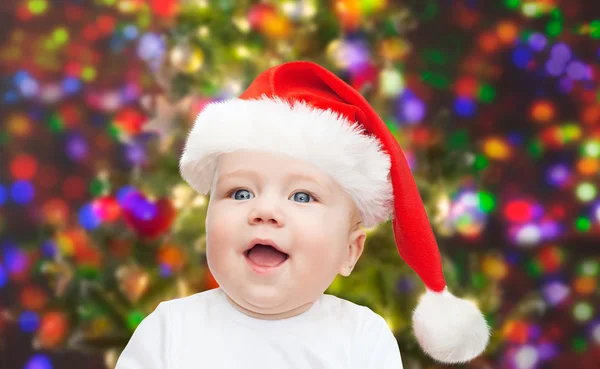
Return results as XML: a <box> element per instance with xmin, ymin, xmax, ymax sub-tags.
<box><xmin>19</xmin><ymin>311</ymin><xmax>40</xmax><ymax>333</ymax></box>
<box><xmin>11</xmin><ymin>180</ymin><xmax>35</xmax><ymax>204</ymax></box>
<box><xmin>0</xmin><ymin>184</ymin><xmax>7</xmax><ymax>205</ymax></box>
<box><xmin>78</xmin><ymin>203</ymin><xmax>102</xmax><ymax>230</ymax></box>
<box><xmin>0</xmin><ymin>263</ymin><xmax>7</xmax><ymax>288</ymax></box>
<box><xmin>454</xmin><ymin>97</ymin><xmax>477</xmax><ymax>117</ymax></box>
<box><xmin>24</xmin><ymin>354</ymin><xmax>53</xmax><ymax>369</ymax></box>
<box><xmin>512</xmin><ymin>46</ymin><xmax>533</xmax><ymax>68</ymax></box>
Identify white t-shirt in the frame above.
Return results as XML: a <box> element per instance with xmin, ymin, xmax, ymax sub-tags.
<box><xmin>115</xmin><ymin>287</ymin><xmax>403</xmax><ymax>369</ymax></box>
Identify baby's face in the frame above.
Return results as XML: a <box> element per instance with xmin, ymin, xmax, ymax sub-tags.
<box><xmin>205</xmin><ymin>149</ymin><xmax>365</xmax><ymax>319</ymax></box>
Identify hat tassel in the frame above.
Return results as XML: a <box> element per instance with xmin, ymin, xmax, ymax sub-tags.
<box><xmin>412</xmin><ymin>287</ymin><xmax>490</xmax><ymax>363</ymax></box>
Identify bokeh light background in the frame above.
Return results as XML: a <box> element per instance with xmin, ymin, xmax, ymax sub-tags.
<box><xmin>1</xmin><ymin>0</ymin><xmax>600</xmax><ymax>368</ymax></box>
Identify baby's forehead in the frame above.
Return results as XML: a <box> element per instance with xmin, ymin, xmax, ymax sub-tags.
<box><xmin>217</xmin><ymin>167</ymin><xmax>322</xmax><ymax>184</ymax></box>
<box><xmin>215</xmin><ymin>151</ymin><xmax>324</xmax><ymax>180</ymax></box>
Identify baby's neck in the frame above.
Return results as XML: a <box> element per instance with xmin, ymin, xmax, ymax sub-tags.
<box><xmin>225</xmin><ymin>294</ymin><xmax>315</xmax><ymax>320</ymax></box>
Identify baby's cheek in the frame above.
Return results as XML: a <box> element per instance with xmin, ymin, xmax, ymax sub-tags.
<box><xmin>302</xmin><ymin>238</ymin><xmax>343</xmax><ymax>266</ymax></box>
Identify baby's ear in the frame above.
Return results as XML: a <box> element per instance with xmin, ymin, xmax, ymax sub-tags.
<box><xmin>339</xmin><ymin>228</ymin><xmax>366</xmax><ymax>277</ymax></box>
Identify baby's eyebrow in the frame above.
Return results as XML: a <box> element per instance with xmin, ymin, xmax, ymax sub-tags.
<box><xmin>217</xmin><ymin>169</ymin><xmax>331</xmax><ymax>194</ymax></box>
<box><xmin>217</xmin><ymin>169</ymin><xmax>259</xmax><ymax>185</ymax></box>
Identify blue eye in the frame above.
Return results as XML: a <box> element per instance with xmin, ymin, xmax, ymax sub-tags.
<box><xmin>231</xmin><ymin>189</ymin><xmax>254</xmax><ymax>200</ymax></box>
<box><xmin>290</xmin><ymin>192</ymin><xmax>313</xmax><ymax>203</ymax></box>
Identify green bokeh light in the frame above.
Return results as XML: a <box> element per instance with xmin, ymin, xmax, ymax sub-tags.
<box><xmin>582</xmin><ymin>140</ymin><xmax>600</xmax><ymax>157</ymax></box>
<box><xmin>474</xmin><ymin>154</ymin><xmax>488</xmax><ymax>171</ymax></box>
<box><xmin>53</xmin><ymin>27</ymin><xmax>69</xmax><ymax>44</ymax></box>
<box><xmin>578</xmin><ymin>260</ymin><xmax>599</xmax><ymax>277</ymax></box>
<box><xmin>478</xmin><ymin>84</ymin><xmax>496</xmax><ymax>103</ymax></box>
<box><xmin>127</xmin><ymin>311</ymin><xmax>145</xmax><ymax>331</ymax></box>
<box><xmin>504</xmin><ymin>0</ymin><xmax>520</xmax><ymax>9</ymax></box>
<box><xmin>575</xmin><ymin>217</ymin><xmax>591</xmax><ymax>232</ymax></box>
<box><xmin>449</xmin><ymin>130</ymin><xmax>469</xmax><ymax>150</ymax></box>
<box><xmin>590</xmin><ymin>20</ymin><xmax>600</xmax><ymax>39</ymax></box>
<box><xmin>478</xmin><ymin>191</ymin><xmax>496</xmax><ymax>213</ymax></box>
<box><xmin>28</xmin><ymin>0</ymin><xmax>48</xmax><ymax>14</ymax></box>
<box><xmin>421</xmin><ymin>71</ymin><xmax>450</xmax><ymax>89</ymax></box>
<box><xmin>572</xmin><ymin>336</ymin><xmax>587</xmax><ymax>352</ymax></box>
<box><xmin>48</xmin><ymin>114</ymin><xmax>64</xmax><ymax>133</ymax></box>
<box><xmin>546</xmin><ymin>20</ymin><xmax>562</xmax><ymax>36</ymax></box>
<box><xmin>573</xmin><ymin>302</ymin><xmax>593</xmax><ymax>322</ymax></box>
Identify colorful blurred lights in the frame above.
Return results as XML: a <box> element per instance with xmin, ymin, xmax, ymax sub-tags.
<box><xmin>514</xmin><ymin>345</ymin><xmax>538</xmax><ymax>369</ymax></box>
<box><xmin>25</xmin><ymin>354</ymin><xmax>53</xmax><ymax>369</ymax></box>
<box><xmin>547</xmin><ymin>164</ymin><xmax>569</xmax><ymax>186</ymax></box>
<box><xmin>543</xmin><ymin>281</ymin><xmax>570</xmax><ymax>306</ymax></box>
<box><xmin>41</xmin><ymin>240</ymin><xmax>57</xmax><ymax>258</ymax></box>
<box><xmin>504</xmin><ymin>199</ymin><xmax>536</xmax><ymax>223</ymax></box>
<box><xmin>566</xmin><ymin>61</ymin><xmax>588</xmax><ymax>80</ymax></box>
<box><xmin>580</xmin><ymin>260</ymin><xmax>599</xmax><ymax>277</ymax></box>
<box><xmin>445</xmin><ymin>190</ymin><xmax>488</xmax><ymax>238</ymax></box>
<box><xmin>591</xmin><ymin>322</ymin><xmax>600</xmax><ymax>344</ymax></box>
<box><xmin>11</xmin><ymin>180</ymin><xmax>35</xmax><ymax>204</ymax></box>
<box><xmin>379</xmin><ymin>68</ymin><xmax>404</xmax><ymax>96</ymax></box>
<box><xmin>551</xmin><ymin>43</ymin><xmax>571</xmax><ymax>62</ymax></box>
<box><xmin>19</xmin><ymin>311</ymin><xmax>40</xmax><ymax>333</ymax></box>
<box><xmin>573</xmin><ymin>302</ymin><xmax>593</xmax><ymax>322</ymax></box>
<box><xmin>454</xmin><ymin>97</ymin><xmax>476</xmax><ymax>117</ymax></box>
<box><xmin>530</xmin><ymin>100</ymin><xmax>554</xmax><ymax>122</ymax></box>
<box><xmin>28</xmin><ymin>0</ymin><xmax>48</xmax><ymax>14</ymax></box>
<box><xmin>117</xmin><ymin>186</ymin><xmax>138</xmax><ymax>206</ymax></box>
<box><xmin>137</xmin><ymin>33</ymin><xmax>165</xmax><ymax>62</ymax></box>
<box><xmin>402</xmin><ymin>97</ymin><xmax>425</xmax><ymax>123</ymax></box>
<box><xmin>4</xmin><ymin>246</ymin><xmax>27</xmax><ymax>274</ymax></box>
<box><xmin>513</xmin><ymin>46</ymin><xmax>533</xmax><ymax>68</ymax></box>
<box><xmin>62</xmin><ymin>77</ymin><xmax>81</xmax><ymax>94</ymax></box>
<box><xmin>0</xmin><ymin>264</ymin><xmax>7</xmax><ymax>288</ymax></box>
<box><xmin>516</xmin><ymin>224</ymin><xmax>541</xmax><ymax>246</ymax></box>
<box><xmin>124</xmin><ymin>25</ymin><xmax>139</xmax><ymax>40</ymax></box>
<box><xmin>575</xmin><ymin>182</ymin><xmax>596</xmax><ymax>202</ymax></box>
<box><xmin>546</xmin><ymin>59</ymin><xmax>565</xmax><ymax>76</ymax></box>
<box><xmin>582</xmin><ymin>140</ymin><xmax>600</xmax><ymax>157</ymax></box>
<box><xmin>536</xmin><ymin>343</ymin><xmax>557</xmax><ymax>361</ymax></box>
<box><xmin>78</xmin><ymin>203</ymin><xmax>102</xmax><ymax>230</ymax></box>
<box><xmin>66</xmin><ymin>135</ymin><xmax>89</xmax><ymax>162</ymax></box>
<box><xmin>528</xmin><ymin>33</ymin><xmax>547</xmax><ymax>51</ymax></box>
<box><xmin>126</xmin><ymin>143</ymin><xmax>147</xmax><ymax>166</ymax></box>
<box><xmin>484</xmin><ymin>137</ymin><xmax>511</xmax><ymax>160</ymax></box>
<box><xmin>558</xmin><ymin>77</ymin><xmax>573</xmax><ymax>93</ymax></box>
<box><xmin>540</xmin><ymin>221</ymin><xmax>560</xmax><ymax>239</ymax></box>
<box><xmin>10</xmin><ymin>154</ymin><xmax>38</xmax><ymax>180</ymax></box>
<box><xmin>0</xmin><ymin>184</ymin><xmax>7</xmax><ymax>206</ymax></box>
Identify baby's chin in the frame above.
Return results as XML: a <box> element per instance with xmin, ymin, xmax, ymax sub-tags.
<box><xmin>226</xmin><ymin>286</ymin><xmax>313</xmax><ymax>319</ymax></box>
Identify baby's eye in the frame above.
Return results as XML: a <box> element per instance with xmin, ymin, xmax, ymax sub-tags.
<box><xmin>290</xmin><ymin>191</ymin><xmax>313</xmax><ymax>203</ymax></box>
<box><xmin>231</xmin><ymin>189</ymin><xmax>254</xmax><ymax>200</ymax></box>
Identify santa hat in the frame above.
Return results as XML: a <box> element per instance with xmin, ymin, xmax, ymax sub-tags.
<box><xmin>179</xmin><ymin>61</ymin><xmax>490</xmax><ymax>363</ymax></box>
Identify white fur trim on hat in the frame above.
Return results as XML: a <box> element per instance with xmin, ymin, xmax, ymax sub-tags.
<box><xmin>179</xmin><ymin>96</ymin><xmax>394</xmax><ymax>228</ymax></box>
<box><xmin>412</xmin><ymin>287</ymin><xmax>490</xmax><ymax>363</ymax></box>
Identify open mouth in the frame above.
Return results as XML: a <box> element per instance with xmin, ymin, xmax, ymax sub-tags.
<box><xmin>244</xmin><ymin>243</ymin><xmax>289</xmax><ymax>269</ymax></box>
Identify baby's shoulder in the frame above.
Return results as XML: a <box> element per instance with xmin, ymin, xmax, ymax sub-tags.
<box><xmin>320</xmin><ymin>294</ymin><xmax>388</xmax><ymax>331</ymax></box>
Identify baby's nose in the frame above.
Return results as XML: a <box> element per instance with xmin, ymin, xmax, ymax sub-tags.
<box><xmin>248</xmin><ymin>206</ymin><xmax>285</xmax><ymax>227</ymax></box>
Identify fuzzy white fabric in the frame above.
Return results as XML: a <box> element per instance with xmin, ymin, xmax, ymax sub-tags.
<box><xmin>412</xmin><ymin>288</ymin><xmax>490</xmax><ymax>363</ymax></box>
<box><xmin>180</xmin><ymin>96</ymin><xmax>394</xmax><ymax>228</ymax></box>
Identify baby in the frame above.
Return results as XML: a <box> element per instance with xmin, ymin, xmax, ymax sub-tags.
<box><xmin>115</xmin><ymin>61</ymin><xmax>490</xmax><ymax>369</ymax></box>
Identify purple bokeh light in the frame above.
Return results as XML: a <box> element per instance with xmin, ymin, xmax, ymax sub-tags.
<box><xmin>546</xmin><ymin>164</ymin><xmax>570</xmax><ymax>187</ymax></box>
<box><xmin>546</xmin><ymin>59</ymin><xmax>565</xmax><ymax>77</ymax></box>
<box><xmin>529</xmin><ymin>33</ymin><xmax>547</xmax><ymax>51</ymax></box>
<box><xmin>551</xmin><ymin>43</ymin><xmax>571</xmax><ymax>62</ymax></box>
<box><xmin>66</xmin><ymin>135</ymin><xmax>89</xmax><ymax>162</ymax></box>
<box><xmin>402</xmin><ymin>97</ymin><xmax>425</xmax><ymax>123</ymax></box>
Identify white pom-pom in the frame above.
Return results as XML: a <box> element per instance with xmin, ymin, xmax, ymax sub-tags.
<box><xmin>412</xmin><ymin>287</ymin><xmax>490</xmax><ymax>363</ymax></box>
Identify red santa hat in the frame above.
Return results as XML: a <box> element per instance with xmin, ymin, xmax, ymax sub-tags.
<box><xmin>180</xmin><ymin>61</ymin><xmax>490</xmax><ymax>363</ymax></box>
